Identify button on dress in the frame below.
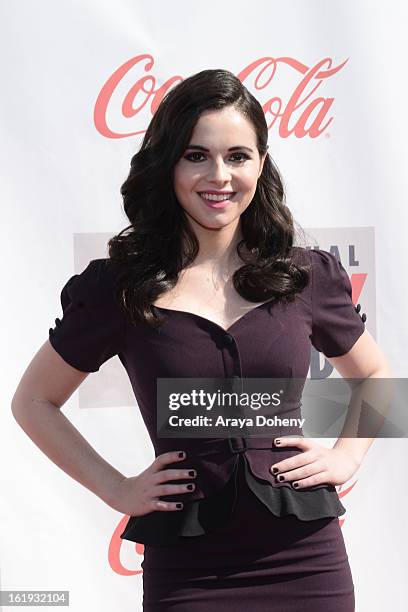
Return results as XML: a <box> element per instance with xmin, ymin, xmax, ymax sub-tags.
<box><xmin>48</xmin><ymin>247</ymin><xmax>365</xmax><ymax>611</ymax></box>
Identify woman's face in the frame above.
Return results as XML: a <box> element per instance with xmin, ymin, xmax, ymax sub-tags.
<box><xmin>173</xmin><ymin>106</ymin><xmax>266</xmax><ymax>230</ymax></box>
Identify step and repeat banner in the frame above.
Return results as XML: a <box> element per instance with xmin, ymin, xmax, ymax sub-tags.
<box><xmin>2</xmin><ymin>1</ymin><xmax>407</xmax><ymax>611</ymax></box>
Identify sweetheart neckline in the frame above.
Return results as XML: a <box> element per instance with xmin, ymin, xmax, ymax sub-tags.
<box><xmin>152</xmin><ymin>298</ymin><xmax>277</xmax><ymax>334</ymax></box>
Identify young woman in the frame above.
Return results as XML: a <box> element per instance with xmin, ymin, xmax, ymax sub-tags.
<box><xmin>12</xmin><ymin>69</ymin><xmax>391</xmax><ymax>611</ymax></box>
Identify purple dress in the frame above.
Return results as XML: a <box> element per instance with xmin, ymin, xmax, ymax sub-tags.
<box><xmin>49</xmin><ymin>247</ymin><xmax>365</xmax><ymax>611</ymax></box>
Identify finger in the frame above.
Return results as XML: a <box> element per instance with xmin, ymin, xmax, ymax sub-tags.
<box><xmin>274</xmin><ymin>436</ymin><xmax>314</xmax><ymax>449</ymax></box>
<box><xmin>155</xmin><ymin>482</ymin><xmax>196</xmax><ymax>496</ymax></box>
<box><xmin>152</xmin><ymin>451</ymin><xmax>187</xmax><ymax>472</ymax></box>
<box><xmin>270</xmin><ymin>452</ymin><xmax>315</xmax><ymax>475</ymax></box>
<box><xmin>291</xmin><ymin>471</ymin><xmax>328</xmax><ymax>489</ymax></box>
<box><xmin>150</xmin><ymin>498</ymin><xmax>184</xmax><ymax>512</ymax></box>
<box><xmin>274</xmin><ymin>462</ymin><xmax>323</xmax><ymax>483</ymax></box>
<box><xmin>152</xmin><ymin>468</ymin><xmax>197</xmax><ymax>484</ymax></box>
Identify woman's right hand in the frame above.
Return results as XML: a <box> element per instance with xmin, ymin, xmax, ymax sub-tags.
<box><xmin>110</xmin><ymin>451</ymin><xmax>197</xmax><ymax>516</ymax></box>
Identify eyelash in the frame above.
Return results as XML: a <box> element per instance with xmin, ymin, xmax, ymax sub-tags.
<box><xmin>184</xmin><ymin>152</ymin><xmax>251</xmax><ymax>163</ymax></box>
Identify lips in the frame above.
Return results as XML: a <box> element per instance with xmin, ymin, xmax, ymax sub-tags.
<box><xmin>197</xmin><ymin>191</ymin><xmax>235</xmax><ymax>196</ymax></box>
<box><xmin>197</xmin><ymin>192</ymin><xmax>236</xmax><ymax>209</ymax></box>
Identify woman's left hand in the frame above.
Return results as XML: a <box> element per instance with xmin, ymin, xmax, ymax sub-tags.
<box><xmin>270</xmin><ymin>436</ymin><xmax>361</xmax><ymax>489</ymax></box>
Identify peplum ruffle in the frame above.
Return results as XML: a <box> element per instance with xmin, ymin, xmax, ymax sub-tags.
<box><xmin>119</xmin><ymin>447</ymin><xmax>346</xmax><ymax>547</ymax></box>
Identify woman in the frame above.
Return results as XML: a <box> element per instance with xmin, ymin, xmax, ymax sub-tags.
<box><xmin>12</xmin><ymin>69</ymin><xmax>391</xmax><ymax>611</ymax></box>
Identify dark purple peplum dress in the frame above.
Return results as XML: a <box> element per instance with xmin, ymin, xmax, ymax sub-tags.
<box><xmin>48</xmin><ymin>247</ymin><xmax>365</xmax><ymax>611</ymax></box>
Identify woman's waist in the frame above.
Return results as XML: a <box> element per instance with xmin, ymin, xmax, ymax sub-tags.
<box><xmin>154</xmin><ymin>433</ymin><xmax>304</xmax><ymax>457</ymax></box>
<box><xmin>153</xmin><ymin>435</ymin><xmax>317</xmax><ymax>503</ymax></box>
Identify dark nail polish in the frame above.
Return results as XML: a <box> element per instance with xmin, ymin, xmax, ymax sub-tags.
<box><xmin>272</xmin><ymin>467</ymin><xmax>279</xmax><ymax>474</ymax></box>
<box><xmin>293</xmin><ymin>482</ymin><xmax>299</xmax><ymax>488</ymax></box>
<box><xmin>176</xmin><ymin>503</ymin><xmax>183</xmax><ymax>508</ymax></box>
<box><xmin>178</xmin><ymin>451</ymin><xmax>185</xmax><ymax>458</ymax></box>
<box><xmin>187</xmin><ymin>483</ymin><xmax>194</xmax><ymax>490</ymax></box>
<box><xmin>188</xmin><ymin>470</ymin><xmax>196</xmax><ymax>477</ymax></box>
<box><xmin>278</xmin><ymin>475</ymin><xmax>284</xmax><ymax>481</ymax></box>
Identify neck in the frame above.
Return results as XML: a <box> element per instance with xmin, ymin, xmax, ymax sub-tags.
<box><xmin>185</xmin><ymin>220</ymin><xmax>246</xmax><ymax>273</ymax></box>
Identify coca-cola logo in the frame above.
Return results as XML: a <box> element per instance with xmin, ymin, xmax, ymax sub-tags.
<box><xmin>94</xmin><ymin>54</ymin><xmax>348</xmax><ymax>139</ymax></box>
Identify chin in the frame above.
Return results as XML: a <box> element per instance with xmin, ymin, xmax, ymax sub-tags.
<box><xmin>183</xmin><ymin>210</ymin><xmax>233</xmax><ymax>230</ymax></box>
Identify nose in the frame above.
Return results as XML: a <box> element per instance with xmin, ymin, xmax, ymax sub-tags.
<box><xmin>207</xmin><ymin>158</ymin><xmax>232</xmax><ymax>183</ymax></box>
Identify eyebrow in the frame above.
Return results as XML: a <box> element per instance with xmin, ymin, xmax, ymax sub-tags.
<box><xmin>185</xmin><ymin>145</ymin><xmax>254</xmax><ymax>153</ymax></box>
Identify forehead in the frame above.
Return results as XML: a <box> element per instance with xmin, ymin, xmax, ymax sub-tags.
<box><xmin>189</xmin><ymin>108</ymin><xmax>257</xmax><ymax>147</ymax></box>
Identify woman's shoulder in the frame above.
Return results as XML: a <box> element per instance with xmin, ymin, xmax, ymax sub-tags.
<box><xmin>58</xmin><ymin>257</ymin><xmax>125</xmax><ymax>312</ymax></box>
<box><xmin>49</xmin><ymin>258</ymin><xmax>127</xmax><ymax>372</ymax></box>
<box><xmin>290</xmin><ymin>247</ymin><xmax>348</xmax><ymax>286</ymax></box>
<box><xmin>290</xmin><ymin>246</ymin><xmax>338</xmax><ymax>266</ymax></box>
<box><xmin>78</xmin><ymin>257</ymin><xmax>123</xmax><ymax>282</ymax></box>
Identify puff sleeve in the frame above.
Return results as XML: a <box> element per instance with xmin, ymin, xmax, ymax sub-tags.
<box><xmin>310</xmin><ymin>248</ymin><xmax>366</xmax><ymax>358</ymax></box>
<box><xmin>48</xmin><ymin>259</ymin><xmax>127</xmax><ymax>373</ymax></box>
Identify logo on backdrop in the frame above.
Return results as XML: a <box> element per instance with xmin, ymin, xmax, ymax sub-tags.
<box><xmin>93</xmin><ymin>54</ymin><xmax>348</xmax><ymax>139</ymax></box>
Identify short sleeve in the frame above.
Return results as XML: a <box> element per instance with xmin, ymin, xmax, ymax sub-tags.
<box><xmin>309</xmin><ymin>248</ymin><xmax>366</xmax><ymax>358</ymax></box>
<box><xmin>48</xmin><ymin>259</ymin><xmax>127</xmax><ymax>373</ymax></box>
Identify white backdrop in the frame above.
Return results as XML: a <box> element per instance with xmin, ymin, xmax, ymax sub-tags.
<box><xmin>2</xmin><ymin>1</ymin><xmax>408</xmax><ymax>611</ymax></box>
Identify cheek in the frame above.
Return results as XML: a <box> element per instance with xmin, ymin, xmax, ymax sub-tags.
<box><xmin>173</xmin><ymin>180</ymin><xmax>198</xmax><ymax>214</ymax></box>
<box><xmin>238</xmin><ymin>169</ymin><xmax>260</xmax><ymax>191</ymax></box>
<box><xmin>174</xmin><ymin>161</ymin><xmax>199</xmax><ymax>181</ymax></box>
<box><xmin>173</xmin><ymin>164</ymin><xmax>189</xmax><ymax>189</ymax></box>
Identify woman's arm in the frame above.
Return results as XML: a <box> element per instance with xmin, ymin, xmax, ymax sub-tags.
<box><xmin>11</xmin><ymin>339</ymin><xmax>126</xmax><ymax>510</ymax></box>
<box><xmin>269</xmin><ymin>329</ymin><xmax>394</xmax><ymax>488</ymax></box>
<box><xmin>328</xmin><ymin>328</ymin><xmax>394</xmax><ymax>466</ymax></box>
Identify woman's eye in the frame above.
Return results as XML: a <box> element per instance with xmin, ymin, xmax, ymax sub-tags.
<box><xmin>230</xmin><ymin>152</ymin><xmax>250</xmax><ymax>162</ymax></box>
<box><xmin>184</xmin><ymin>152</ymin><xmax>250</xmax><ymax>163</ymax></box>
<box><xmin>184</xmin><ymin>152</ymin><xmax>206</xmax><ymax>162</ymax></box>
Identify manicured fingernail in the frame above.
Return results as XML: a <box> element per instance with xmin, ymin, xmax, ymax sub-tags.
<box><xmin>293</xmin><ymin>482</ymin><xmax>299</xmax><ymax>488</ymax></box>
<box><xmin>178</xmin><ymin>451</ymin><xmax>185</xmax><ymax>458</ymax></box>
<box><xmin>277</xmin><ymin>475</ymin><xmax>284</xmax><ymax>482</ymax></box>
<box><xmin>188</xmin><ymin>470</ymin><xmax>196</xmax><ymax>477</ymax></box>
<box><xmin>176</xmin><ymin>503</ymin><xmax>183</xmax><ymax>508</ymax></box>
<box><xmin>275</xmin><ymin>439</ymin><xmax>281</xmax><ymax>445</ymax></box>
<box><xmin>271</xmin><ymin>467</ymin><xmax>279</xmax><ymax>474</ymax></box>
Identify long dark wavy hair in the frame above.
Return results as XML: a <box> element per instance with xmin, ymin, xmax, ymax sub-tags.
<box><xmin>108</xmin><ymin>68</ymin><xmax>311</xmax><ymax>328</ymax></box>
